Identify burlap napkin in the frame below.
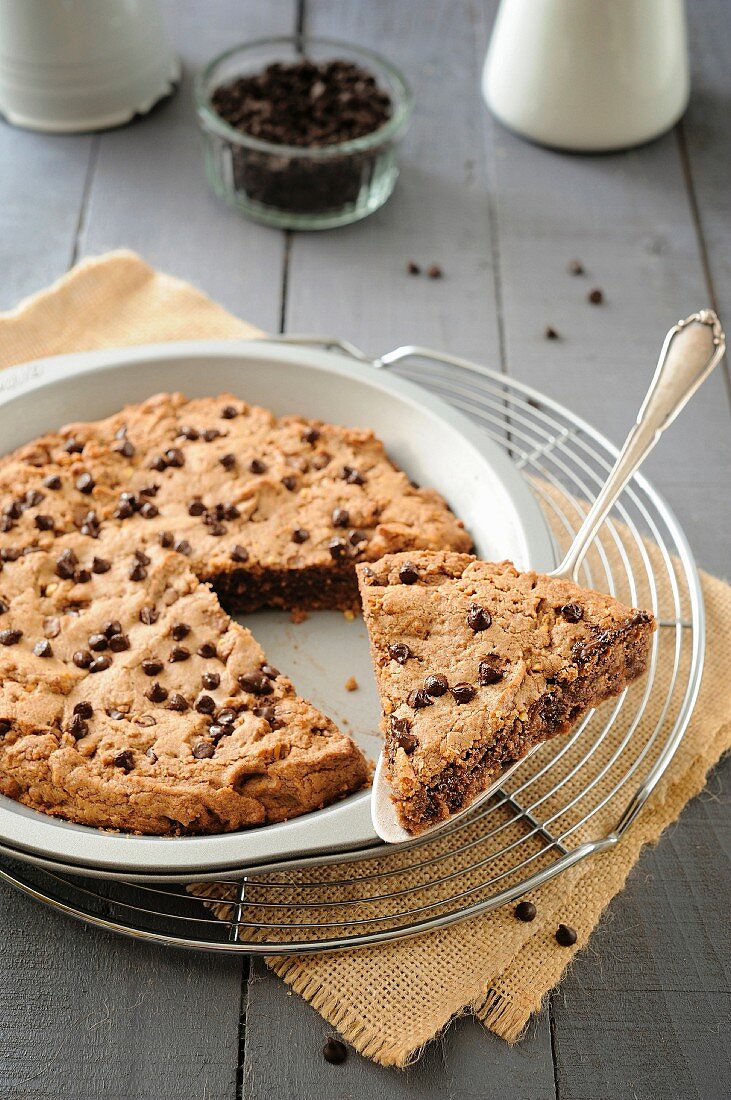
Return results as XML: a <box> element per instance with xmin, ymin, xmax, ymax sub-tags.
<box><xmin>2</xmin><ymin>251</ymin><xmax>729</xmax><ymax>1068</ymax></box>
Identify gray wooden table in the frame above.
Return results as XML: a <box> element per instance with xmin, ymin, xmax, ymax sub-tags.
<box><xmin>1</xmin><ymin>3</ymin><xmax>729</xmax><ymax>1097</ymax></box>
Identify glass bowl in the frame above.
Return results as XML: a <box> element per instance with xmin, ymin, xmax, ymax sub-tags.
<box><xmin>195</xmin><ymin>36</ymin><xmax>413</xmax><ymax>230</ymax></box>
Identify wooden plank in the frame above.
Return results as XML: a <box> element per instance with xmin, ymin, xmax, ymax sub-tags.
<box><xmin>475</xmin><ymin>1</ymin><xmax>731</xmax><ymax>578</ymax></box>
<box><xmin>78</xmin><ymin>0</ymin><xmax>296</xmax><ymax>331</ymax></box>
<box><xmin>681</xmin><ymin>0</ymin><xmax>731</xmax><ymax>389</ymax></box>
<box><xmin>0</xmin><ymin>127</ymin><xmax>92</xmax><ymax>309</ymax></box>
<box><xmin>551</xmin><ymin>755</ymin><xmax>731</xmax><ymax>1100</ymax></box>
<box><xmin>284</xmin><ymin>0</ymin><xmax>502</xmax><ymax>366</ymax></box>
<box><xmin>242</xmin><ymin>959</ymin><xmax>556</xmax><ymax>1100</ymax></box>
<box><xmin>242</xmin><ymin>0</ymin><xmax>554</xmax><ymax>1092</ymax></box>
<box><xmin>0</xmin><ymin>879</ymin><xmax>243</xmax><ymax>1100</ymax></box>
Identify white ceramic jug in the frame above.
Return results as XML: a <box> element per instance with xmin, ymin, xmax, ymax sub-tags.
<box><xmin>482</xmin><ymin>0</ymin><xmax>689</xmax><ymax>151</ymax></box>
<box><xmin>0</xmin><ymin>0</ymin><xmax>179</xmax><ymax>133</ymax></box>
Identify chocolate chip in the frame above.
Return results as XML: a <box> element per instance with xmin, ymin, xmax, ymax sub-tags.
<box><xmin>301</xmin><ymin>426</ymin><xmax>321</xmax><ymax>446</ymax></box>
<box><xmin>398</xmin><ymin>562</ymin><xmax>420</xmax><ymax>586</ymax></box>
<box><xmin>159</xmin><ymin>531</ymin><xmax>174</xmax><ymax>548</ymax></box>
<box><xmin>187</xmin><ymin>499</ymin><xmax>205</xmax><ymax>517</ymax></box>
<box><xmin>195</xmin><ymin>694</ymin><xmax>216</xmax><ymax>715</ymax></box>
<box><xmin>140</xmin><ymin>606</ymin><xmax>159</xmax><ymax>626</ymax></box>
<box><xmin>146</xmin><ymin>682</ymin><xmax>168</xmax><ymax>703</ymax></box>
<box><xmin>174</xmin><ymin>539</ymin><xmax>192</xmax><ymax>556</ymax></box>
<box><xmin>467</xmin><ymin>604</ymin><xmax>492</xmax><ymax>632</ymax></box>
<box><xmin>73</xmin><ymin>650</ymin><xmax>92</xmax><ymax>669</ymax></box>
<box><xmin>75</xmin><ymin>473</ymin><xmax>95</xmax><ymax>495</ymax></box>
<box><xmin>555</xmin><ymin>923</ymin><xmax>577</xmax><ymax>947</ymax></box>
<box><xmin>92</xmin><ymin>556</ymin><xmax>111</xmax><ymax>574</ymax></box>
<box><xmin>73</xmin><ymin>569</ymin><xmax>91</xmax><ymax>584</ymax></box>
<box><xmin>407</xmin><ymin>260</ymin><xmax>420</xmax><ymax>275</ymax></box>
<box><xmin>588</xmin><ymin>288</ymin><xmax>603</xmax><ymax>304</ymax></box>
<box><xmin>168</xmin><ymin>693</ymin><xmax>189</xmax><ymax>712</ymax></box>
<box><xmin>0</xmin><ymin>548</ymin><xmax>21</xmax><ymax>562</ymax></box>
<box><xmin>202</xmin><ymin>671</ymin><xmax>220</xmax><ymax>690</ymax></box>
<box><xmin>197</xmin><ymin>642</ymin><xmax>217</xmax><ymax>659</ymax></box>
<box><xmin>165</xmin><ymin>447</ymin><xmax>185</xmax><ymax>468</ymax></box>
<box><xmin>261</xmin><ymin>663</ymin><xmax>280</xmax><ymax>680</ymax></box>
<box><xmin>451</xmin><ymin>682</ymin><xmax>476</xmax><ymax>704</ymax></box>
<box><xmin>43</xmin><ymin>474</ymin><xmax>62</xmax><ymax>490</ymax></box>
<box><xmin>424</xmin><ymin>673</ymin><xmax>449</xmax><ymax>697</ymax></box>
<box><xmin>25</xmin><ymin>489</ymin><xmax>44</xmax><ymax>506</ymax></box>
<box><xmin>115</xmin><ymin>440</ymin><xmax>136</xmax><ymax>458</ymax></box>
<box><xmin>220</xmin><ymin>405</ymin><xmax>238</xmax><ymax>419</ymax></box>
<box><xmin>217</xmin><ymin>708</ymin><xmax>236</xmax><ymax>725</ymax></box>
<box><xmin>202</xmin><ymin>428</ymin><xmax>221</xmax><ymax>442</ymax></box>
<box><xmin>141</xmin><ymin>658</ymin><xmax>163</xmax><ymax>676</ymax></box>
<box><xmin>34</xmin><ymin>514</ymin><xmax>54</xmax><ymax>531</ymax></box>
<box><xmin>328</xmin><ymin>537</ymin><xmax>348</xmax><ymax>560</ymax></box>
<box><xmin>55</xmin><ymin>556</ymin><xmax>76</xmax><ymax>580</ymax></box>
<box><xmin>231</xmin><ymin>545</ymin><xmax>249</xmax><ymax>563</ymax></box>
<box><xmin>544</xmin><ymin>325</ymin><xmax>559</xmax><ymax>340</ymax></box>
<box><xmin>568</xmin><ymin>259</ymin><xmax>584</xmax><ymax>275</ymax></box>
<box><xmin>64</xmin><ymin>438</ymin><xmax>83</xmax><ymax>454</ymax></box>
<box><xmin>392</xmin><ymin>719</ymin><xmax>418</xmax><ymax>753</ymax></box>
<box><xmin>292</xmin><ymin>528</ymin><xmax>310</xmax><ymax>544</ymax></box>
<box><xmin>192</xmin><ymin>740</ymin><xmax>215</xmax><ymax>759</ymax></box>
<box><xmin>171</xmin><ymin>622</ymin><xmax>190</xmax><ymax>641</ymax></box>
<box><xmin>74</xmin><ymin>701</ymin><xmax>94</xmax><ymax>719</ymax></box>
<box><xmin>169</xmin><ymin>646</ymin><xmax>190</xmax><ymax>663</ymax></box>
<box><xmin>129</xmin><ymin>562</ymin><xmax>147</xmax><ymax>582</ymax></box>
<box><xmin>238</xmin><ymin>671</ymin><xmax>273</xmax><ymax>696</ymax></box>
<box><xmin>340</xmin><ymin>465</ymin><xmax>365</xmax><ymax>485</ymax></box>
<box><xmin>219</xmin><ymin>453</ymin><xmax>236</xmax><ymax>470</ymax></box>
<box><xmin>113</xmin><ymin>750</ymin><xmax>134</xmax><ymax>772</ymax></box>
<box><xmin>514</xmin><ymin>900</ymin><xmax>537</xmax><ymax>922</ymax></box>
<box><xmin>248</xmin><ymin>457</ymin><xmax>267</xmax><ymax>474</ymax></box>
<box><xmin>33</xmin><ymin>639</ymin><xmax>53</xmax><ymax>658</ymax></box>
<box><xmin>88</xmin><ymin>633</ymin><xmax>108</xmax><ymax>651</ymax></box>
<box><xmin>89</xmin><ymin>655</ymin><xmax>111</xmax><ymax>673</ymax></box>
<box><xmin>322</xmin><ymin>1037</ymin><xmax>347</xmax><ymax>1066</ymax></box>
<box><xmin>478</xmin><ymin>657</ymin><xmax>504</xmax><ymax>685</ymax></box>
<box><xmin>388</xmin><ymin>642</ymin><xmax>412</xmax><ymax>664</ymax></box>
<box><xmin>140</xmin><ymin>501</ymin><xmax>159</xmax><ymax>519</ymax></box>
<box><xmin>109</xmin><ymin>633</ymin><xmax>130</xmax><ymax>652</ymax></box>
<box><xmin>407</xmin><ymin>689</ymin><xmax>433</xmax><ymax>709</ymax></box>
<box><xmin>281</xmin><ymin>475</ymin><xmax>298</xmax><ymax>492</ymax></box>
<box><xmin>0</xmin><ymin>629</ymin><xmax>22</xmax><ymax>646</ymax></box>
<box><xmin>102</xmin><ymin>620</ymin><xmax>122</xmax><ymax>639</ymax></box>
<box><xmin>68</xmin><ymin>714</ymin><xmax>88</xmax><ymax>739</ymax></box>
<box><xmin>561</xmin><ymin>602</ymin><xmax>584</xmax><ymax>623</ymax></box>
<box><xmin>0</xmin><ymin>600</ymin><xmax>7</xmax><ymax>616</ymax></box>
<box><xmin>311</xmin><ymin>452</ymin><xmax>331</xmax><ymax>470</ymax></box>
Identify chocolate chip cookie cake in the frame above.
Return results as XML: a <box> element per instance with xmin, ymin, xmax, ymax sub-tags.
<box><xmin>357</xmin><ymin>552</ymin><xmax>655</xmax><ymax>834</ymax></box>
<box><xmin>0</xmin><ymin>393</ymin><xmax>470</xmax><ymax>834</ymax></box>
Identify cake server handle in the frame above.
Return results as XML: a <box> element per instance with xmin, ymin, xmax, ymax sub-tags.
<box><xmin>552</xmin><ymin>309</ymin><xmax>725</xmax><ymax>582</ymax></box>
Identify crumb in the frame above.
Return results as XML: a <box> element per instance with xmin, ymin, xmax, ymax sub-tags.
<box><xmin>344</xmin><ymin>676</ymin><xmax>359</xmax><ymax>692</ymax></box>
<box><xmin>544</xmin><ymin>325</ymin><xmax>559</xmax><ymax>340</ymax></box>
<box><xmin>343</xmin><ymin>609</ymin><xmax>356</xmax><ymax>622</ymax></box>
<box><xmin>289</xmin><ymin>608</ymin><xmax>309</xmax><ymax>624</ymax></box>
<box><xmin>407</xmin><ymin>260</ymin><xmax>420</xmax><ymax>275</ymax></box>
<box><xmin>567</xmin><ymin>259</ymin><xmax>584</xmax><ymax>275</ymax></box>
<box><xmin>427</xmin><ymin>264</ymin><xmax>443</xmax><ymax>279</ymax></box>
<box><xmin>588</xmin><ymin>288</ymin><xmax>604</xmax><ymax>304</ymax></box>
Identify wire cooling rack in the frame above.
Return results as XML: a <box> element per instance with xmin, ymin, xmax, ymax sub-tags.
<box><xmin>0</xmin><ymin>342</ymin><xmax>704</xmax><ymax>954</ymax></box>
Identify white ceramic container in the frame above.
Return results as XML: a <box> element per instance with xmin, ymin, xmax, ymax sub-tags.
<box><xmin>0</xmin><ymin>0</ymin><xmax>179</xmax><ymax>133</ymax></box>
<box><xmin>0</xmin><ymin>338</ymin><xmax>554</xmax><ymax>879</ymax></box>
<box><xmin>482</xmin><ymin>0</ymin><xmax>690</xmax><ymax>152</ymax></box>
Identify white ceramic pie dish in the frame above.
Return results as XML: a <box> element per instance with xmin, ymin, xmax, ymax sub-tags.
<box><xmin>0</xmin><ymin>338</ymin><xmax>555</xmax><ymax>878</ymax></box>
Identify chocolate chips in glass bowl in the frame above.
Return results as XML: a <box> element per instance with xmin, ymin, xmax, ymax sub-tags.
<box><xmin>196</xmin><ymin>38</ymin><xmax>412</xmax><ymax>229</ymax></box>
